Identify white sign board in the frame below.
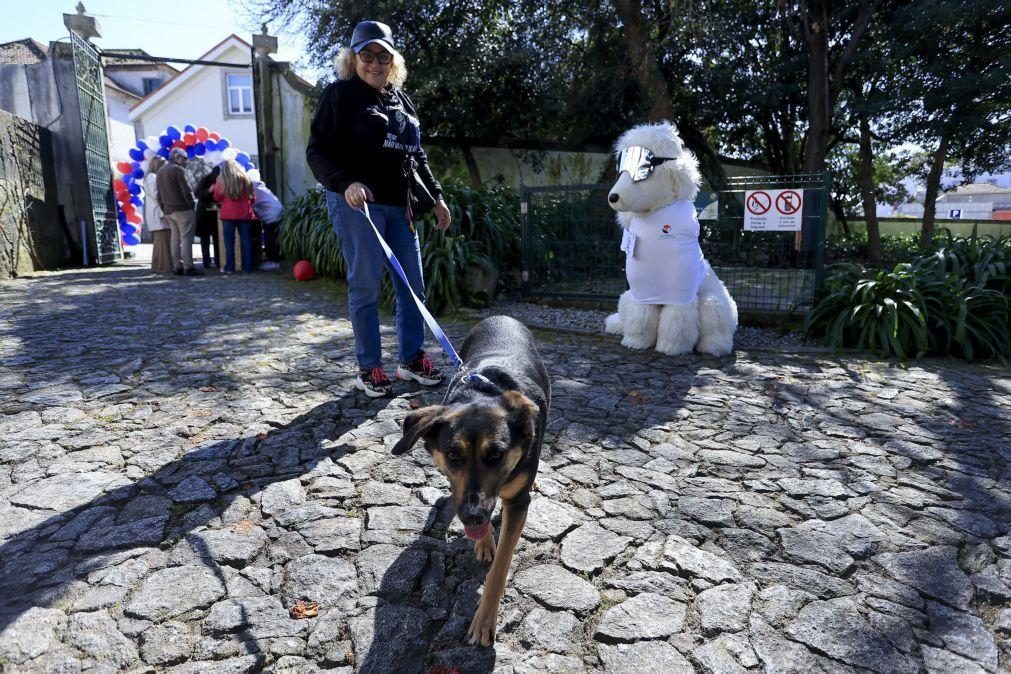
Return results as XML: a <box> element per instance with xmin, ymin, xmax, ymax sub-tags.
<box><xmin>744</xmin><ymin>189</ymin><xmax>803</xmax><ymax>231</ymax></box>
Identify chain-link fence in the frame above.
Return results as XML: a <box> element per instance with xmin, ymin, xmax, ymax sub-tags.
<box><xmin>520</xmin><ymin>174</ymin><xmax>829</xmax><ymax>315</ymax></box>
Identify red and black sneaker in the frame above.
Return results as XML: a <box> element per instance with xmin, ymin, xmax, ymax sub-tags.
<box><xmin>396</xmin><ymin>351</ymin><xmax>444</xmax><ymax>386</ymax></box>
<box><xmin>355</xmin><ymin>367</ymin><xmax>392</xmax><ymax>398</ymax></box>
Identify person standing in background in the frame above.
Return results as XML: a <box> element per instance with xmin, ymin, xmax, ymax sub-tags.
<box><xmin>156</xmin><ymin>147</ymin><xmax>203</xmax><ymax>276</ymax></box>
<box><xmin>212</xmin><ymin>159</ymin><xmax>256</xmax><ymax>274</ymax></box>
<box><xmin>142</xmin><ymin>155</ymin><xmax>173</xmax><ymax>273</ymax></box>
<box><xmin>194</xmin><ymin>165</ymin><xmax>221</xmax><ymax>270</ymax></box>
<box><xmin>251</xmin><ymin>178</ymin><xmax>284</xmax><ymax>270</ymax></box>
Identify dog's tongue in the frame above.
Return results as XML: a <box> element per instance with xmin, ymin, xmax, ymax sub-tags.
<box><xmin>464</xmin><ymin>522</ymin><xmax>490</xmax><ymax>540</ymax></box>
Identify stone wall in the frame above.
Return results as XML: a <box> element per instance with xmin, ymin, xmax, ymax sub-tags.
<box><xmin>0</xmin><ymin>109</ymin><xmax>66</xmax><ymax>278</ymax></box>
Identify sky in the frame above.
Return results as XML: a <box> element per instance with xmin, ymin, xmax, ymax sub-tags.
<box><xmin>0</xmin><ymin>0</ymin><xmax>322</xmax><ymax>83</ymax></box>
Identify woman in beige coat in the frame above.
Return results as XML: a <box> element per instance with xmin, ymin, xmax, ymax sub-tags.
<box><xmin>143</xmin><ymin>156</ymin><xmax>173</xmax><ymax>273</ymax></box>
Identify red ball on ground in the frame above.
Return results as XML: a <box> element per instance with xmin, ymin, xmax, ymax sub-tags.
<box><xmin>293</xmin><ymin>260</ymin><xmax>315</xmax><ymax>282</ymax></box>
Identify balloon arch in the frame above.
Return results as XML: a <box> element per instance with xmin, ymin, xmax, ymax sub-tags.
<box><xmin>113</xmin><ymin>124</ymin><xmax>259</xmax><ymax>246</ymax></box>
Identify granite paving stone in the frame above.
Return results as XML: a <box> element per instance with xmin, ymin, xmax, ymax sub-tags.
<box><xmin>1</xmin><ymin>263</ymin><xmax>1008</xmax><ymax>671</ymax></box>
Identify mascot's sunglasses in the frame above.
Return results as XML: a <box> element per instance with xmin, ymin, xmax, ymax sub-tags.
<box><xmin>616</xmin><ymin>146</ymin><xmax>676</xmax><ymax>182</ymax></box>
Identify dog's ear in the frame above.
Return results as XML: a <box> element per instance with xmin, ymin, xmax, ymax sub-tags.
<box><xmin>501</xmin><ymin>391</ymin><xmax>538</xmax><ymax>449</ymax></box>
<box><xmin>392</xmin><ymin>405</ymin><xmax>445</xmax><ymax>456</ymax></box>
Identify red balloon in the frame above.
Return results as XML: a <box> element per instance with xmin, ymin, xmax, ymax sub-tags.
<box><xmin>116</xmin><ymin>162</ymin><xmax>133</xmax><ymax>175</ymax></box>
<box><xmin>172</xmin><ymin>140</ymin><xmax>186</xmax><ymax>150</ymax></box>
<box><xmin>293</xmin><ymin>260</ymin><xmax>315</xmax><ymax>282</ymax></box>
<box><xmin>196</xmin><ymin>127</ymin><xmax>209</xmax><ymax>142</ymax></box>
<box><xmin>127</xmin><ymin>213</ymin><xmax>142</xmax><ymax>225</ymax></box>
<box><xmin>116</xmin><ymin>190</ymin><xmax>130</xmax><ymax>204</ymax></box>
<box><xmin>209</xmin><ymin>132</ymin><xmax>221</xmax><ymax>141</ymax></box>
<box><xmin>122</xmin><ymin>203</ymin><xmax>136</xmax><ymax>216</ymax></box>
<box><xmin>113</xmin><ymin>178</ymin><xmax>126</xmax><ymax>192</ymax></box>
<box><xmin>183</xmin><ymin>133</ymin><xmax>196</xmax><ymax>146</ymax></box>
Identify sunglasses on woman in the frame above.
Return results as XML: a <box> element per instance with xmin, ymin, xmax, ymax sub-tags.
<box><xmin>616</xmin><ymin>146</ymin><xmax>676</xmax><ymax>182</ymax></box>
<box><xmin>358</xmin><ymin>50</ymin><xmax>393</xmax><ymax>65</ymax></box>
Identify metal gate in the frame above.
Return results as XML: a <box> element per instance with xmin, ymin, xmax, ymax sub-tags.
<box><xmin>70</xmin><ymin>30</ymin><xmax>121</xmax><ymax>264</ymax></box>
<box><xmin>520</xmin><ymin>173</ymin><xmax>829</xmax><ymax>315</ymax></box>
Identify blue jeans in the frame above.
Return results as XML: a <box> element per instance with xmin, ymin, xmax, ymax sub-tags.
<box><xmin>326</xmin><ymin>192</ymin><xmax>425</xmax><ymax>370</ymax></box>
<box><xmin>222</xmin><ymin>219</ymin><xmax>253</xmax><ymax>273</ymax></box>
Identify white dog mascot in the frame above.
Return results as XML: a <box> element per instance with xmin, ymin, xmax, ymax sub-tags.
<box><xmin>604</xmin><ymin>121</ymin><xmax>738</xmax><ymax>356</ymax></box>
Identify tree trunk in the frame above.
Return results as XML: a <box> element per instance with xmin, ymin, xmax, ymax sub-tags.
<box><xmin>830</xmin><ymin>197</ymin><xmax>851</xmax><ymax>237</ymax></box>
<box><xmin>920</xmin><ymin>134</ymin><xmax>949</xmax><ymax>249</ymax></box>
<box><xmin>857</xmin><ymin>111</ymin><xmax>881</xmax><ymax>263</ymax></box>
<box><xmin>612</xmin><ymin>0</ymin><xmax>727</xmax><ymax>189</ymax></box>
<box><xmin>459</xmin><ymin>143</ymin><xmax>482</xmax><ymax>188</ymax></box>
<box><xmin>802</xmin><ymin>1</ymin><xmax>831</xmax><ymax>172</ymax></box>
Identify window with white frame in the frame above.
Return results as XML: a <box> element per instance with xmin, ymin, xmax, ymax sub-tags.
<box><xmin>226</xmin><ymin>73</ymin><xmax>253</xmax><ymax>115</ymax></box>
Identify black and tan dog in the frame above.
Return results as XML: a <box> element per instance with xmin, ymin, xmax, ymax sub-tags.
<box><xmin>391</xmin><ymin>315</ymin><xmax>550</xmax><ymax>646</ymax></box>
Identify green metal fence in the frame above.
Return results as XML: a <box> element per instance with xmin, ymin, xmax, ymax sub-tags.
<box><xmin>520</xmin><ymin>173</ymin><xmax>830</xmax><ymax>314</ymax></box>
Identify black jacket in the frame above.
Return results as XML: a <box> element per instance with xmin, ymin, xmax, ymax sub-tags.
<box><xmin>306</xmin><ymin>75</ymin><xmax>442</xmax><ymax>207</ymax></box>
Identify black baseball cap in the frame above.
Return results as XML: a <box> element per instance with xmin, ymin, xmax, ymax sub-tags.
<box><xmin>351</xmin><ymin>20</ymin><xmax>396</xmax><ymax>53</ymax></box>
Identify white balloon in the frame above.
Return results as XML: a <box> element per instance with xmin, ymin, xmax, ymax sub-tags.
<box><xmin>143</xmin><ymin>148</ymin><xmax>155</xmax><ymax>160</ymax></box>
<box><xmin>246</xmin><ymin>169</ymin><xmax>261</xmax><ymax>183</ymax></box>
<box><xmin>222</xmin><ymin>148</ymin><xmax>237</xmax><ymax>161</ymax></box>
<box><xmin>145</xmin><ymin>135</ymin><xmax>160</xmax><ymax>149</ymax></box>
<box><xmin>140</xmin><ymin>159</ymin><xmax>150</xmax><ymax>173</ymax></box>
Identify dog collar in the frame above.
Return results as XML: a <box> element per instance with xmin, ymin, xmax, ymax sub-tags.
<box><xmin>458</xmin><ymin>372</ymin><xmax>503</xmax><ymax>397</ymax></box>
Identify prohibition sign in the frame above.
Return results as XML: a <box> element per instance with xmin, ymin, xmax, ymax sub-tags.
<box><xmin>746</xmin><ymin>191</ymin><xmax>771</xmax><ymax>215</ymax></box>
<box><xmin>776</xmin><ymin>190</ymin><xmax>802</xmax><ymax>215</ymax></box>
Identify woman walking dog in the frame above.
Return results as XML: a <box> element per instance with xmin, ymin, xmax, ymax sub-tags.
<box><xmin>307</xmin><ymin>20</ymin><xmax>452</xmax><ymax>398</ymax></box>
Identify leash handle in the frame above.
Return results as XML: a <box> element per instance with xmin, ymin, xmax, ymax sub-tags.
<box><xmin>358</xmin><ymin>203</ymin><xmax>463</xmax><ymax>369</ymax></box>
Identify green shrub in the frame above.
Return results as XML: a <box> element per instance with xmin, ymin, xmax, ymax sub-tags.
<box><xmin>806</xmin><ymin>230</ymin><xmax>1010</xmax><ymax>361</ymax></box>
<box><xmin>278</xmin><ymin>180</ymin><xmax>520</xmax><ymax>315</ymax></box>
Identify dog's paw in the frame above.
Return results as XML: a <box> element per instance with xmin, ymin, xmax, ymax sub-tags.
<box><xmin>467</xmin><ymin>596</ymin><xmax>499</xmax><ymax>646</ymax></box>
<box><xmin>474</xmin><ymin>532</ymin><xmax>496</xmax><ymax>563</ymax></box>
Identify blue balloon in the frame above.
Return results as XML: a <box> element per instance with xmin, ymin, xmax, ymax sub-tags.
<box><xmin>123</xmin><ymin>234</ymin><xmax>141</xmax><ymax>246</ymax></box>
<box><xmin>194</xmin><ymin>143</ymin><xmax>206</xmax><ymax>156</ymax></box>
<box><xmin>136</xmin><ymin>139</ymin><xmax>148</xmax><ymax>151</ymax></box>
<box><xmin>159</xmin><ymin>135</ymin><xmax>172</xmax><ymax>149</ymax></box>
<box><xmin>132</xmin><ymin>168</ymin><xmax>144</xmax><ymax>180</ymax></box>
<box><xmin>129</xmin><ymin>148</ymin><xmax>144</xmax><ymax>162</ymax></box>
<box><xmin>184</xmin><ymin>124</ymin><xmax>196</xmax><ymax>133</ymax></box>
<box><xmin>185</xmin><ymin>145</ymin><xmax>196</xmax><ymax>159</ymax></box>
<box><xmin>127</xmin><ymin>182</ymin><xmax>142</xmax><ymax>195</ymax></box>
<box><xmin>121</xmin><ymin>223</ymin><xmax>138</xmax><ymax>236</ymax></box>
<box><xmin>204</xmin><ymin>140</ymin><xmax>218</xmax><ymax>152</ymax></box>
<box><xmin>235</xmin><ymin>151</ymin><xmax>250</xmax><ymax>165</ymax></box>
<box><xmin>117</xmin><ymin>211</ymin><xmax>127</xmax><ymax>224</ymax></box>
<box><xmin>156</xmin><ymin>148</ymin><xmax>170</xmax><ymax>159</ymax></box>
<box><xmin>166</xmin><ymin>126</ymin><xmax>182</xmax><ymax>140</ymax></box>
<box><xmin>130</xmin><ymin>195</ymin><xmax>143</xmax><ymax>207</ymax></box>
<box><xmin>217</xmin><ymin>138</ymin><xmax>230</xmax><ymax>150</ymax></box>
<box><xmin>123</xmin><ymin>173</ymin><xmax>134</xmax><ymax>185</ymax></box>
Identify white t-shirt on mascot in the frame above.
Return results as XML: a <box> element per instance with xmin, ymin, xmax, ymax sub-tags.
<box><xmin>621</xmin><ymin>199</ymin><xmax>706</xmax><ymax>306</ymax></box>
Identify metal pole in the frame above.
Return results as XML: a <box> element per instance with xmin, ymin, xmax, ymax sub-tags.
<box><xmin>80</xmin><ymin>221</ymin><xmax>89</xmax><ymax>266</ymax></box>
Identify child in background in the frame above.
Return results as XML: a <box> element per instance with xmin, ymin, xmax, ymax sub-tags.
<box><xmin>252</xmin><ymin>178</ymin><xmax>284</xmax><ymax>270</ymax></box>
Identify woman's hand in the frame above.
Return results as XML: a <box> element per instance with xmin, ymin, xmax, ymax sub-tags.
<box><xmin>344</xmin><ymin>182</ymin><xmax>374</xmax><ymax>210</ymax></box>
<box><xmin>433</xmin><ymin>199</ymin><xmax>451</xmax><ymax>231</ymax></box>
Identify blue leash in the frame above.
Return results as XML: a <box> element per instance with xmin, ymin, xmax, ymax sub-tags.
<box><xmin>358</xmin><ymin>204</ymin><xmax>463</xmax><ymax>369</ymax></box>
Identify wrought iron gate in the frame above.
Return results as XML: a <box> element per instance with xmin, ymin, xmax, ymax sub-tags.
<box><xmin>520</xmin><ymin>173</ymin><xmax>829</xmax><ymax>315</ymax></box>
<box><xmin>70</xmin><ymin>30</ymin><xmax>121</xmax><ymax>264</ymax></box>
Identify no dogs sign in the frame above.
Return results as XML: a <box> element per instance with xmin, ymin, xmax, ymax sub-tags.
<box><xmin>744</xmin><ymin>189</ymin><xmax>803</xmax><ymax>231</ymax></box>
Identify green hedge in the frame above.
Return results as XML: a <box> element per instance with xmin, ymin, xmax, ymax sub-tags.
<box><xmin>805</xmin><ymin>230</ymin><xmax>1011</xmax><ymax>361</ymax></box>
<box><xmin>278</xmin><ymin>180</ymin><xmax>520</xmax><ymax>315</ymax></box>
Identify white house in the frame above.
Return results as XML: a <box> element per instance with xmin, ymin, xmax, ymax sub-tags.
<box><xmin>936</xmin><ymin>183</ymin><xmax>1011</xmax><ymax>221</ymax></box>
<box><xmin>128</xmin><ymin>35</ymin><xmax>259</xmax><ymax>164</ymax></box>
<box><xmin>102</xmin><ymin>50</ymin><xmax>178</xmax><ymax>166</ymax></box>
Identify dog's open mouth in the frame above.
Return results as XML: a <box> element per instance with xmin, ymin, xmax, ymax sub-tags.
<box><xmin>464</xmin><ymin>522</ymin><xmax>490</xmax><ymax>540</ymax></box>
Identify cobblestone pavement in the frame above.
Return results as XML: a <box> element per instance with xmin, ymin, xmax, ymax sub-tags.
<box><xmin>1</xmin><ymin>263</ymin><xmax>1009</xmax><ymax>674</ymax></box>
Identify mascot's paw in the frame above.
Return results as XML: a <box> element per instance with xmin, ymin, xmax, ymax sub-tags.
<box><xmin>696</xmin><ymin>334</ymin><xmax>734</xmax><ymax>356</ymax></box>
<box><xmin>621</xmin><ymin>334</ymin><xmax>655</xmax><ymax>350</ymax></box>
<box><xmin>604</xmin><ymin>313</ymin><xmax>623</xmax><ymax>335</ymax></box>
